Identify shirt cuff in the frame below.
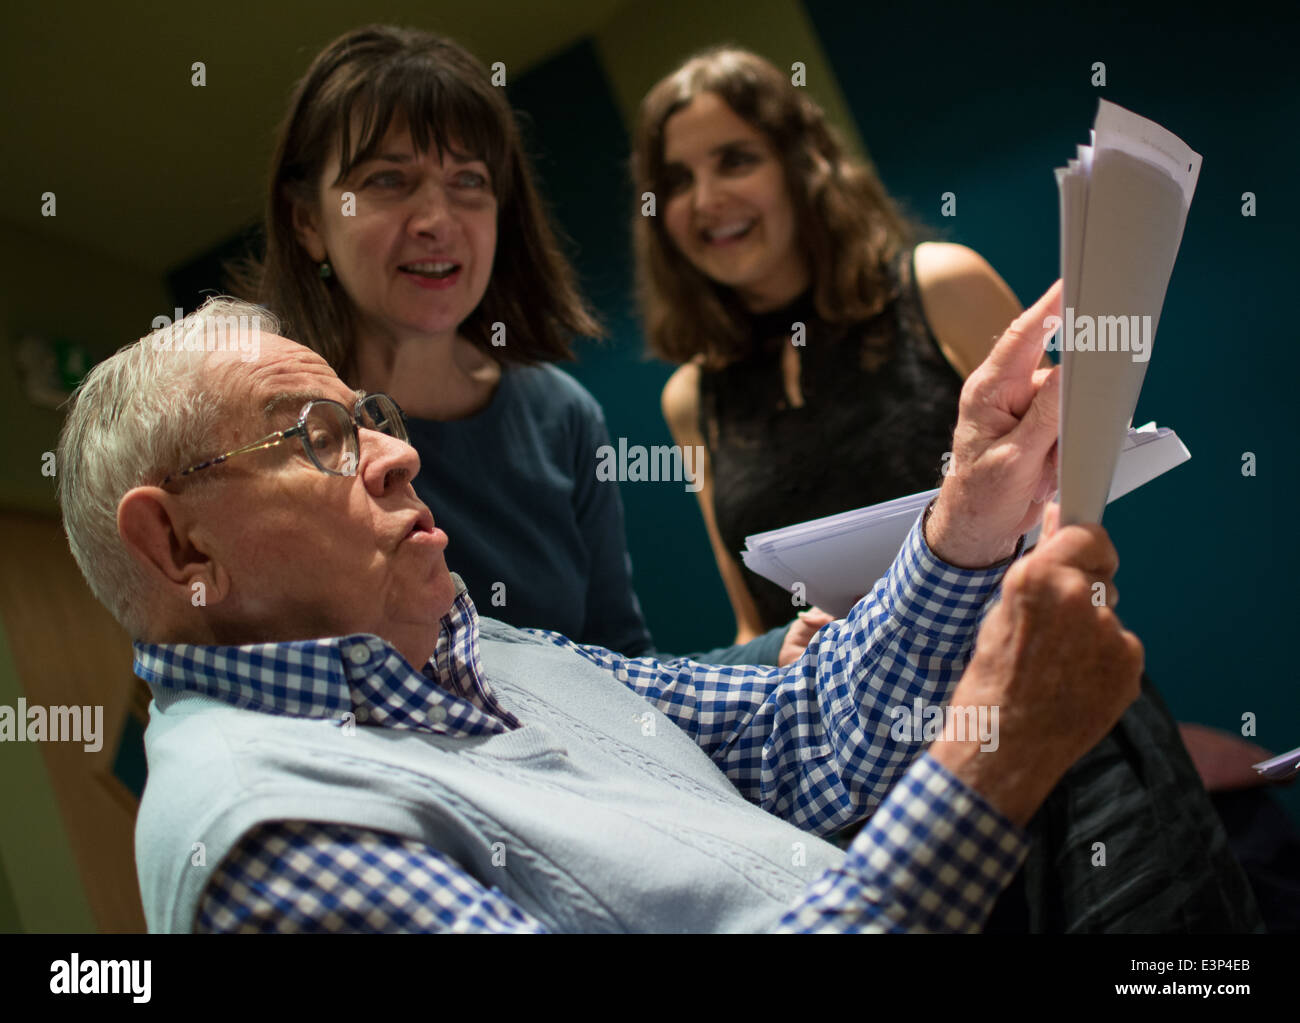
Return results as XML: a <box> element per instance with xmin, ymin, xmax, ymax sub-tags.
<box><xmin>851</xmin><ymin>752</ymin><xmax>1028</xmax><ymax>931</ymax></box>
<box><xmin>777</xmin><ymin>752</ymin><xmax>1029</xmax><ymax>933</ymax></box>
<box><xmin>876</xmin><ymin>506</ymin><xmax>1023</xmax><ymax>646</ymax></box>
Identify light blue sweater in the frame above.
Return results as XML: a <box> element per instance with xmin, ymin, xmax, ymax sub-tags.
<box><xmin>135</xmin><ymin>618</ymin><xmax>844</xmax><ymax>933</ymax></box>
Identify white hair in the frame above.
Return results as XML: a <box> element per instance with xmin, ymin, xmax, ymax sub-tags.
<box><xmin>57</xmin><ymin>297</ymin><xmax>280</xmax><ymax>636</ymax></box>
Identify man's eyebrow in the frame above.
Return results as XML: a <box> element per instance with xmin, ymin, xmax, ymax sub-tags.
<box><xmin>262</xmin><ymin>389</ymin><xmax>366</xmax><ymax>419</ymax></box>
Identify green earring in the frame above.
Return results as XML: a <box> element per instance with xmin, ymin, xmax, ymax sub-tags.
<box><xmin>319</xmin><ymin>260</ymin><xmax>333</xmax><ymax>279</ymax></box>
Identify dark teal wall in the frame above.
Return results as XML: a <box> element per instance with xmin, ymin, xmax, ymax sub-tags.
<box><xmin>510</xmin><ymin>42</ymin><xmax>731</xmax><ymax>656</ymax></box>
<box><xmin>512</xmin><ymin>4</ymin><xmax>1300</xmax><ymax>824</ymax></box>
<box><xmin>803</xmin><ymin>0</ymin><xmax>1299</xmax><ymax>818</ymax></box>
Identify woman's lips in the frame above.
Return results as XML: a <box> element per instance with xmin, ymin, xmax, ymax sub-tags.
<box><xmin>701</xmin><ymin>219</ymin><xmax>756</xmax><ymax>245</ymax></box>
<box><xmin>399</xmin><ymin>266</ymin><xmax>463</xmax><ymax>290</ymax></box>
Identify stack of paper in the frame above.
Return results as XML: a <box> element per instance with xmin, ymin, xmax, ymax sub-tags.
<box><xmin>741</xmin><ymin>424</ymin><xmax>1189</xmax><ymax>618</ymax></box>
<box><xmin>1253</xmin><ymin>746</ymin><xmax>1300</xmax><ymax>781</ymax></box>
<box><xmin>1055</xmin><ymin>100</ymin><xmax>1201</xmax><ymax>525</ymax></box>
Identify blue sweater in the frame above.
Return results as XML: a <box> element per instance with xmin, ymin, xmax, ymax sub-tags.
<box><xmin>406</xmin><ymin>364</ymin><xmax>784</xmax><ymax>664</ymax></box>
<box><xmin>135</xmin><ymin>617</ymin><xmax>848</xmax><ymax>933</ymax></box>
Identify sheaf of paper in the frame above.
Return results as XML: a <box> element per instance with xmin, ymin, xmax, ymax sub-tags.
<box><xmin>1055</xmin><ymin>100</ymin><xmax>1201</xmax><ymax>526</ymax></box>
<box><xmin>740</xmin><ymin>425</ymin><xmax>1189</xmax><ymax>618</ymax></box>
<box><xmin>1252</xmin><ymin>745</ymin><xmax>1300</xmax><ymax>780</ymax></box>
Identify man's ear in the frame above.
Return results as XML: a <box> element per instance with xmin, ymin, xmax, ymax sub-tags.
<box><xmin>290</xmin><ymin>195</ymin><xmax>328</xmax><ymax>264</ymax></box>
<box><xmin>117</xmin><ymin>486</ymin><xmax>229</xmax><ymax>609</ymax></box>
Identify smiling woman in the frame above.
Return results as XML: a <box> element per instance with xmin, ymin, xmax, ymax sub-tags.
<box><xmin>238</xmin><ymin>25</ymin><xmax>589</xmax><ymax>379</ymax></box>
<box><xmin>633</xmin><ymin>47</ymin><xmax>1026</xmax><ymax>642</ymax></box>
<box><xmin>231</xmin><ymin>25</ymin><xmax>792</xmax><ymax>662</ymax></box>
<box><xmin>230</xmin><ymin>24</ymin><xmax>653</xmax><ymax>651</ymax></box>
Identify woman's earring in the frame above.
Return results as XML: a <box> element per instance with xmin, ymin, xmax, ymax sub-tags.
<box><xmin>319</xmin><ymin>260</ymin><xmax>333</xmax><ymax>279</ymax></box>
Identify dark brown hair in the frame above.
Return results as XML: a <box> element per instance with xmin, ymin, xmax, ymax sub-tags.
<box><xmin>233</xmin><ymin>24</ymin><xmax>600</xmax><ymax>379</ymax></box>
<box><xmin>632</xmin><ymin>46</ymin><xmax>921</xmax><ymax>366</ymax></box>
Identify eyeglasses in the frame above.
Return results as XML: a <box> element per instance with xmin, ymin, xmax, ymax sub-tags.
<box><xmin>162</xmin><ymin>393</ymin><xmax>408</xmax><ymax>485</ymax></box>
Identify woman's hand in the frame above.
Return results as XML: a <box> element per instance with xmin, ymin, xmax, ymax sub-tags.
<box><xmin>777</xmin><ymin>607</ymin><xmax>836</xmax><ymax>666</ymax></box>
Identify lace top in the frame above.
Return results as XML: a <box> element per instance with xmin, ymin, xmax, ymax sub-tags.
<box><xmin>699</xmin><ymin>247</ymin><xmax>964</xmax><ymax>630</ymax></box>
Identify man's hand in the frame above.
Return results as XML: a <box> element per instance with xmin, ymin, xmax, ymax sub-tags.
<box><xmin>929</xmin><ymin>510</ymin><xmax>1143</xmax><ymax>827</ymax></box>
<box><xmin>778</xmin><ymin>607</ymin><xmax>835</xmax><ymax>666</ymax></box>
<box><xmin>926</xmin><ymin>281</ymin><xmax>1063</xmax><ymax>568</ymax></box>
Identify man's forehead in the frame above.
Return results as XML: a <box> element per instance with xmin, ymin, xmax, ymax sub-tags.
<box><xmin>215</xmin><ymin>334</ymin><xmax>355</xmax><ymax>412</ymax></box>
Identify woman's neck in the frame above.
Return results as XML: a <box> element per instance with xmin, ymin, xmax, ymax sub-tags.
<box><xmin>353</xmin><ymin>325</ymin><xmax>502</xmax><ymax>422</ymax></box>
<box><xmin>734</xmin><ymin>250</ymin><xmax>812</xmax><ymax>314</ymax></box>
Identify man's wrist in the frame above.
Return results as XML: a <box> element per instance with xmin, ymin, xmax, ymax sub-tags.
<box><xmin>928</xmin><ymin>737</ymin><xmax>1051</xmax><ymax>830</ymax></box>
<box><xmin>830</xmin><ymin>753</ymin><xmax>1031</xmax><ymax>933</ymax></box>
<box><xmin>935</xmin><ymin>738</ymin><xmax>1034</xmax><ymax>826</ymax></box>
<box><xmin>924</xmin><ymin>492</ymin><xmax>1020</xmax><ymax>569</ymax></box>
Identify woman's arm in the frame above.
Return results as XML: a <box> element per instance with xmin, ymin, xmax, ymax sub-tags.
<box><xmin>914</xmin><ymin>242</ymin><xmax>1049</xmax><ymax>378</ymax></box>
<box><xmin>661</xmin><ymin>362</ymin><xmax>767</xmax><ymax>645</ymax></box>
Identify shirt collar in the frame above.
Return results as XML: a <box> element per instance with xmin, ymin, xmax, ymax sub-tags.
<box><xmin>132</xmin><ymin>575</ymin><xmax>500</xmax><ymax>725</ymax></box>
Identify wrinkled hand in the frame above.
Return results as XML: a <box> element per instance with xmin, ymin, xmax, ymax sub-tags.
<box><xmin>926</xmin><ymin>281</ymin><xmax>1064</xmax><ymax>568</ymax></box>
<box><xmin>778</xmin><ymin>607</ymin><xmax>836</xmax><ymax>666</ymax></box>
<box><xmin>930</xmin><ymin>508</ymin><xmax>1143</xmax><ymax>826</ymax></box>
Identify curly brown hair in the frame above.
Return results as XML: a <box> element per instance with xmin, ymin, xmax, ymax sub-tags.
<box><xmin>232</xmin><ymin>24</ymin><xmax>601</xmax><ymax>381</ymax></box>
<box><xmin>632</xmin><ymin>46</ymin><xmax>921</xmax><ymax>366</ymax></box>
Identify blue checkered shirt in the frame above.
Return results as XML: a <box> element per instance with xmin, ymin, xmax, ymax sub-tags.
<box><xmin>133</xmin><ymin>512</ymin><xmax>1029</xmax><ymax>933</ymax></box>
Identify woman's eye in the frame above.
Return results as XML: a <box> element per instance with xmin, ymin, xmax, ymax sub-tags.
<box><xmin>661</xmin><ymin>171</ymin><xmax>690</xmax><ymax>196</ymax></box>
<box><xmin>720</xmin><ymin>150</ymin><xmax>757</xmax><ymax>170</ymax></box>
<box><xmin>453</xmin><ymin>169</ymin><xmax>488</xmax><ymax>189</ymax></box>
<box><xmin>363</xmin><ymin>171</ymin><xmax>404</xmax><ymax>188</ymax></box>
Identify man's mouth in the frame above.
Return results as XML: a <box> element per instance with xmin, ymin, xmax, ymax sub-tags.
<box><xmin>402</xmin><ymin>508</ymin><xmax>440</xmax><ymax>545</ymax></box>
<box><xmin>398</xmin><ymin>260</ymin><xmax>461</xmax><ymax>279</ymax></box>
<box><xmin>701</xmin><ymin>219</ymin><xmax>756</xmax><ymax>244</ymax></box>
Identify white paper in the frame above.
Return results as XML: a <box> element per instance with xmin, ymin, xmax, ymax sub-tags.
<box><xmin>741</xmin><ymin>424</ymin><xmax>1190</xmax><ymax>618</ymax></box>
<box><xmin>1055</xmin><ymin>100</ymin><xmax>1201</xmax><ymax>526</ymax></box>
<box><xmin>1252</xmin><ymin>745</ymin><xmax>1300</xmax><ymax>780</ymax></box>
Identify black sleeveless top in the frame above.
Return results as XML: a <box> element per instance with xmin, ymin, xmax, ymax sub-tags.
<box><xmin>699</xmin><ymin>248</ymin><xmax>965</xmax><ymax>631</ymax></box>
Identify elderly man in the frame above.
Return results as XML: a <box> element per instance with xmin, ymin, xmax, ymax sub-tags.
<box><xmin>59</xmin><ymin>285</ymin><xmax>1143</xmax><ymax>933</ymax></box>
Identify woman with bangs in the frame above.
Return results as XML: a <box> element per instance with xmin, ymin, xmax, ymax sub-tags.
<box><xmin>237</xmin><ymin>25</ymin><xmax>809</xmax><ymax>664</ymax></box>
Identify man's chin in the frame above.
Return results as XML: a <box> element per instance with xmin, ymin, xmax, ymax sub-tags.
<box><xmin>419</xmin><ymin>564</ymin><xmax>459</xmax><ymax>620</ymax></box>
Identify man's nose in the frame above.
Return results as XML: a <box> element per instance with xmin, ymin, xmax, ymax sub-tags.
<box><xmin>360</xmin><ymin>429</ymin><xmax>421</xmax><ymax>494</ymax></box>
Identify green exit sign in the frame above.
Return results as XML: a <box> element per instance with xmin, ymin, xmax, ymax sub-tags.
<box><xmin>15</xmin><ymin>334</ymin><xmax>92</xmax><ymax>408</ymax></box>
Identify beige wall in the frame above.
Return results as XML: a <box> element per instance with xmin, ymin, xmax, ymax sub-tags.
<box><xmin>593</xmin><ymin>0</ymin><xmax>864</xmax><ymax>157</ymax></box>
<box><xmin>0</xmin><ymin>513</ymin><xmax>143</xmax><ymax>933</ymax></box>
<box><xmin>0</xmin><ymin>219</ymin><xmax>166</xmax><ymax>931</ymax></box>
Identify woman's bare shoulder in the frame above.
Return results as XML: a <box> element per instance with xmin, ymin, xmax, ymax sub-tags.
<box><xmin>661</xmin><ymin>360</ymin><xmax>704</xmax><ymax>437</ymax></box>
